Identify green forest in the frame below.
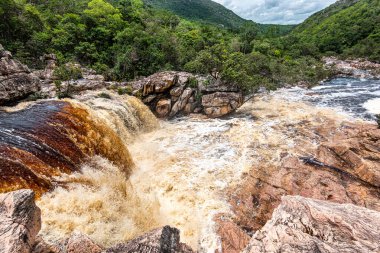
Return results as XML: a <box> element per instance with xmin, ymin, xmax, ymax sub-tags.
<box><xmin>0</xmin><ymin>0</ymin><xmax>379</xmax><ymax>93</ymax></box>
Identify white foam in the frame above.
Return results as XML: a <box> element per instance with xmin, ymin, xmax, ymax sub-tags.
<box><xmin>363</xmin><ymin>98</ymin><xmax>380</xmax><ymax>114</ymax></box>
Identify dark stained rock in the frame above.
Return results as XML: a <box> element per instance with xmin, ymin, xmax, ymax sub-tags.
<box><xmin>105</xmin><ymin>226</ymin><xmax>194</xmax><ymax>253</ymax></box>
<box><xmin>0</xmin><ymin>46</ymin><xmax>40</xmax><ymax>105</ymax></box>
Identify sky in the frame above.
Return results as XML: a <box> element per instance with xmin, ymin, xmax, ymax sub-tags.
<box><xmin>213</xmin><ymin>0</ymin><xmax>337</xmax><ymax>24</ymax></box>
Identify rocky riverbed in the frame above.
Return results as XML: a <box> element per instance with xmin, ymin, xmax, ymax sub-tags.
<box><xmin>1</xmin><ymin>44</ymin><xmax>380</xmax><ymax>253</ymax></box>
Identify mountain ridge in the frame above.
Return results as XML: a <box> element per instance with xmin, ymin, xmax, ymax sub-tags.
<box><xmin>292</xmin><ymin>0</ymin><xmax>380</xmax><ymax>61</ymax></box>
<box><xmin>143</xmin><ymin>0</ymin><xmax>249</xmax><ymax>29</ymax></box>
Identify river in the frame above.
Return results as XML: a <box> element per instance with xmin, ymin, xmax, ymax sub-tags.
<box><xmin>37</xmin><ymin>77</ymin><xmax>380</xmax><ymax>252</ymax></box>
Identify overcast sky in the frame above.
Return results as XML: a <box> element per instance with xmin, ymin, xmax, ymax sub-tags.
<box><xmin>213</xmin><ymin>0</ymin><xmax>337</xmax><ymax>24</ymax></box>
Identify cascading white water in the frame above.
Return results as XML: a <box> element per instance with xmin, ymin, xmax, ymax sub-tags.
<box><xmin>37</xmin><ymin>78</ymin><xmax>378</xmax><ymax>252</ymax></box>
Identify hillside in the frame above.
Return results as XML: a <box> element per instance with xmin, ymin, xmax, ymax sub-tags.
<box><xmin>293</xmin><ymin>0</ymin><xmax>380</xmax><ymax>61</ymax></box>
<box><xmin>143</xmin><ymin>0</ymin><xmax>248</xmax><ymax>29</ymax></box>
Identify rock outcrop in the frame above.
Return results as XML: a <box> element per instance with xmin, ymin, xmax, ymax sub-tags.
<box><xmin>0</xmin><ymin>44</ymin><xmax>40</xmax><ymax>105</ymax></box>
<box><xmin>202</xmin><ymin>92</ymin><xmax>243</xmax><ymax>118</ymax></box>
<box><xmin>244</xmin><ymin>195</ymin><xmax>380</xmax><ymax>253</ymax></box>
<box><xmin>324</xmin><ymin>57</ymin><xmax>380</xmax><ymax>79</ymax></box>
<box><xmin>217</xmin><ymin>117</ymin><xmax>380</xmax><ymax>251</ymax></box>
<box><xmin>105</xmin><ymin>226</ymin><xmax>193</xmax><ymax>253</ymax></box>
<box><xmin>130</xmin><ymin>71</ymin><xmax>244</xmax><ymax>118</ymax></box>
<box><xmin>55</xmin><ymin>232</ymin><xmax>103</xmax><ymax>253</ymax></box>
<box><xmin>0</xmin><ymin>190</ymin><xmax>41</xmax><ymax>253</ymax></box>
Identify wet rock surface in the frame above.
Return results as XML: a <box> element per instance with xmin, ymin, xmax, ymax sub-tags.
<box><xmin>0</xmin><ymin>100</ymin><xmax>134</xmax><ymax>197</ymax></box>
<box><xmin>0</xmin><ymin>44</ymin><xmax>40</xmax><ymax>105</ymax></box>
<box><xmin>244</xmin><ymin>195</ymin><xmax>380</xmax><ymax>253</ymax></box>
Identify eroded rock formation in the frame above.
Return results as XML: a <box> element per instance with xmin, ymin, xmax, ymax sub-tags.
<box><xmin>105</xmin><ymin>226</ymin><xmax>194</xmax><ymax>253</ymax></box>
<box><xmin>244</xmin><ymin>195</ymin><xmax>380</xmax><ymax>253</ymax></box>
<box><xmin>216</xmin><ymin>115</ymin><xmax>380</xmax><ymax>252</ymax></box>
<box><xmin>0</xmin><ymin>190</ymin><xmax>41</xmax><ymax>253</ymax></box>
<box><xmin>0</xmin><ymin>44</ymin><xmax>40</xmax><ymax>105</ymax></box>
<box><xmin>324</xmin><ymin>57</ymin><xmax>380</xmax><ymax>79</ymax></box>
<box><xmin>130</xmin><ymin>71</ymin><xmax>244</xmax><ymax>118</ymax></box>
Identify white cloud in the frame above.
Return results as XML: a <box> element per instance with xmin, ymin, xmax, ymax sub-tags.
<box><xmin>213</xmin><ymin>0</ymin><xmax>337</xmax><ymax>24</ymax></box>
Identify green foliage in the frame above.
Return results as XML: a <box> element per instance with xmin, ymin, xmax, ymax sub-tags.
<box><xmin>0</xmin><ymin>0</ymin><xmax>374</xmax><ymax>97</ymax></box>
<box><xmin>187</xmin><ymin>77</ymin><xmax>199</xmax><ymax>88</ymax></box>
<box><xmin>293</xmin><ymin>0</ymin><xmax>380</xmax><ymax>61</ymax></box>
<box><xmin>143</xmin><ymin>0</ymin><xmax>248</xmax><ymax>29</ymax></box>
<box><xmin>54</xmin><ymin>64</ymin><xmax>83</xmax><ymax>81</ymax></box>
<box><xmin>117</xmin><ymin>86</ymin><xmax>133</xmax><ymax>95</ymax></box>
<box><xmin>53</xmin><ymin>64</ymin><xmax>82</xmax><ymax>99</ymax></box>
<box><xmin>98</xmin><ymin>92</ymin><xmax>112</xmax><ymax>99</ymax></box>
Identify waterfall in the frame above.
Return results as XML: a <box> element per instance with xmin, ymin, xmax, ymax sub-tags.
<box><xmin>0</xmin><ymin>95</ymin><xmax>158</xmax><ymax>197</ymax></box>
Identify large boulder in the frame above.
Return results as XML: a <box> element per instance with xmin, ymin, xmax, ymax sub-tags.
<box><xmin>132</xmin><ymin>72</ymin><xmax>193</xmax><ymax>96</ymax></box>
<box><xmin>244</xmin><ymin>195</ymin><xmax>380</xmax><ymax>253</ymax></box>
<box><xmin>169</xmin><ymin>88</ymin><xmax>194</xmax><ymax>117</ymax></box>
<box><xmin>218</xmin><ymin>119</ymin><xmax>380</xmax><ymax>251</ymax></box>
<box><xmin>202</xmin><ymin>92</ymin><xmax>243</xmax><ymax>118</ymax></box>
<box><xmin>155</xmin><ymin>98</ymin><xmax>172</xmax><ymax>118</ymax></box>
<box><xmin>52</xmin><ymin>232</ymin><xmax>102</xmax><ymax>253</ymax></box>
<box><xmin>131</xmin><ymin>71</ymin><xmax>245</xmax><ymax>118</ymax></box>
<box><xmin>104</xmin><ymin>226</ymin><xmax>194</xmax><ymax>253</ymax></box>
<box><xmin>0</xmin><ymin>46</ymin><xmax>40</xmax><ymax>104</ymax></box>
<box><xmin>0</xmin><ymin>190</ymin><xmax>41</xmax><ymax>253</ymax></box>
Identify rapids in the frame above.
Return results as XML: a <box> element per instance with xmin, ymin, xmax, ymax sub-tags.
<box><xmin>277</xmin><ymin>77</ymin><xmax>380</xmax><ymax>120</ymax></box>
<box><xmin>36</xmin><ymin>80</ymin><xmax>365</xmax><ymax>251</ymax></box>
<box><xmin>3</xmin><ymin>78</ymin><xmax>376</xmax><ymax>252</ymax></box>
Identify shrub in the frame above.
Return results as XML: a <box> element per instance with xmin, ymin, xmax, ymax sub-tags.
<box><xmin>98</xmin><ymin>92</ymin><xmax>112</xmax><ymax>99</ymax></box>
<box><xmin>54</xmin><ymin>64</ymin><xmax>82</xmax><ymax>81</ymax></box>
<box><xmin>187</xmin><ymin>76</ymin><xmax>199</xmax><ymax>88</ymax></box>
<box><xmin>27</xmin><ymin>92</ymin><xmax>48</xmax><ymax>101</ymax></box>
<box><xmin>117</xmin><ymin>86</ymin><xmax>133</xmax><ymax>95</ymax></box>
<box><xmin>376</xmin><ymin>114</ymin><xmax>380</xmax><ymax>128</ymax></box>
<box><xmin>54</xmin><ymin>80</ymin><xmax>72</xmax><ymax>99</ymax></box>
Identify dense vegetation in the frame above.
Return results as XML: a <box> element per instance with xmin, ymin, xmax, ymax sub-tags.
<box><xmin>0</xmin><ymin>0</ymin><xmax>377</xmax><ymax>94</ymax></box>
<box><xmin>292</xmin><ymin>0</ymin><xmax>380</xmax><ymax>61</ymax></box>
<box><xmin>144</xmin><ymin>0</ymin><xmax>294</xmax><ymax>36</ymax></box>
<box><xmin>143</xmin><ymin>0</ymin><xmax>247</xmax><ymax>29</ymax></box>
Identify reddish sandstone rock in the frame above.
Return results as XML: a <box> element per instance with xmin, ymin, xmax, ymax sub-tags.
<box><xmin>0</xmin><ymin>190</ymin><xmax>41</xmax><ymax>253</ymax></box>
<box><xmin>244</xmin><ymin>196</ymin><xmax>380</xmax><ymax>253</ymax></box>
<box><xmin>215</xmin><ymin>216</ymin><xmax>251</xmax><ymax>253</ymax></box>
<box><xmin>220</xmin><ymin>122</ymin><xmax>380</xmax><ymax>251</ymax></box>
